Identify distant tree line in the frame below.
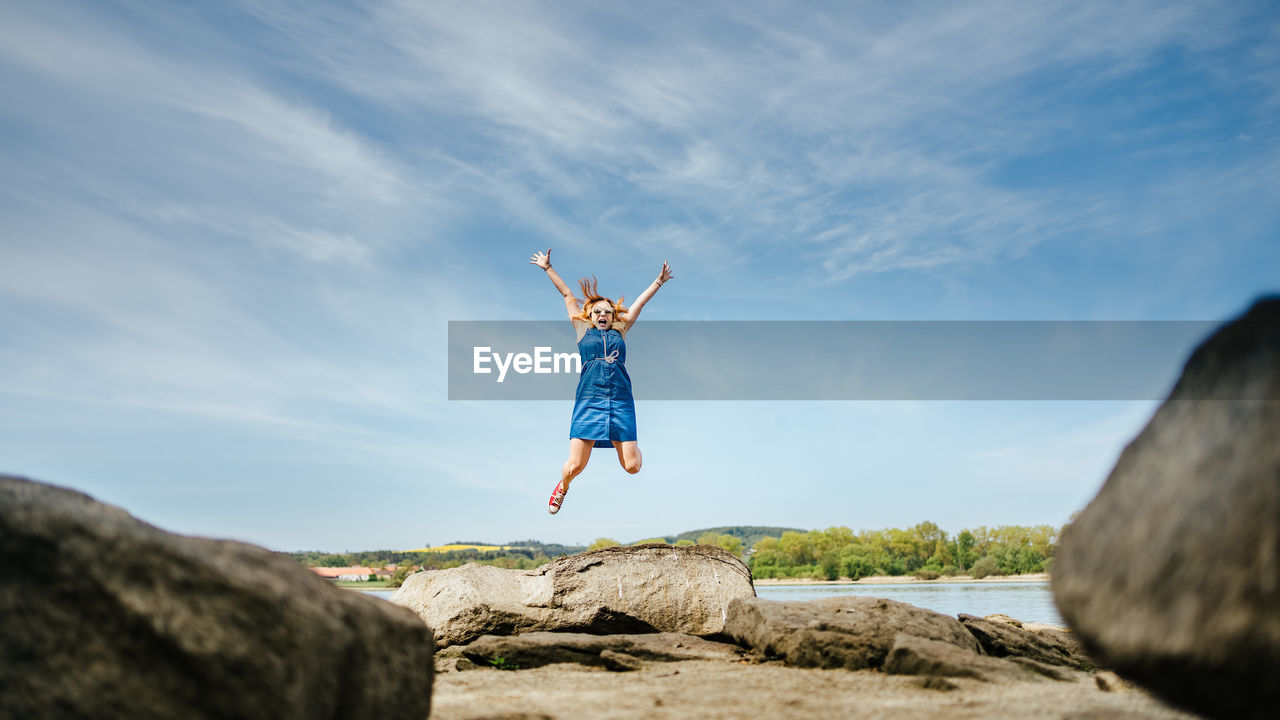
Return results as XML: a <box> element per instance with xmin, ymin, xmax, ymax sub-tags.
<box><xmin>586</xmin><ymin>531</ymin><xmax>747</xmax><ymax>556</ymax></box>
<box><xmin>748</xmin><ymin>523</ymin><xmax>1059</xmax><ymax>580</ymax></box>
<box><xmin>291</xmin><ymin>523</ymin><xmax>1061</xmax><ymax>586</ymax></box>
<box><xmin>288</xmin><ymin>540</ymin><xmax>587</xmax><ymax>586</ymax></box>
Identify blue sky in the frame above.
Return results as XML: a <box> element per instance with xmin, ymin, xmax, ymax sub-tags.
<box><xmin>2</xmin><ymin>1</ymin><xmax>1277</xmax><ymax>551</ymax></box>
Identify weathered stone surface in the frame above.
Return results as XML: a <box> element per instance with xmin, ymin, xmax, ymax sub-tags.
<box><xmin>430</xmin><ymin>658</ymin><xmax>1201</xmax><ymax>720</ymax></box>
<box><xmin>448</xmin><ymin>631</ymin><xmax>746</xmax><ymax>671</ymax></box>
<box><xmin>910</xmin><ymin>676</ymin><xmax>961</xmax><ymax>691</ymax></box>
<box><xmin>394</xmin><ymin>563</ymin><xmax>549</xmax><ymax>647</ymax></box>
<box><xmin>883</xmin><ymin>634</ymin><xmax>992</xmax><ymax>681</ymax></box>
<box><xmin>884</xmin><ymin>633</ymin><xmax>1076</xmax><ymax>683</ymax></box>
<box><xmin>984</xmin><ymin>614</ymin><xmax>1088</xmax><ymax>660</ymax></box>
<box><xmin>0</xmin><ymin>475</ymin><xmax>435</xmax><ymax>720</ymax></box>
<box><xmin>392</xmin><ymin>544</ymin><xmax>754</xmax><ymax>648</ymax></box>
<box><xmin>1052</xmin><ymin>296</ymin><xmax>1280</xmax><ymax>720</ymax></box>
<box><xmin>1060</xmin><ymin>713</ymin><xmax>1168</xmax><ymax>720</ymax></box>
<box><xmin>1094</xmin><ymin>670</ymin><xmax>1131</xmax><ymax>693</ymax></box>
<box><xmin>1005</xmin><ymin>656</ymin><xmax>1080</xmax><ymax>682</ymax></box>
<box><xmin>723</xmin><ymin>596</ymin><xmax>980</xmax><ymax>670</ymax></box>
<box><xmin>458</xmin><ymin>715</ymin><xmax>553</xmax><ymax>720</ymax></box>
<box><xmin>598</xmin><ymin>649</ymin><xmax>645</xmax><ymax>672</ymax></box>
<box><xmin>960</xmin><ymin>614</ymin><xmax>1094</xmax><ymax>670</ymax></box>
<box><xmin>1022</xmin><ymin>623</ymin><xmax>1085</xmax><ymax>657</ymax></box>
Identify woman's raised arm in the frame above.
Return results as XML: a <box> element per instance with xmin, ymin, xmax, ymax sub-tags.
<box><xmin>530</xmin><ymin>248</ymin><xmax>582</xmax><ymax>316</ymax></box>
<box><xmin>624</xmin><ymin>261</ymin><xmax>673</xmax><ymax>326</ymax></box>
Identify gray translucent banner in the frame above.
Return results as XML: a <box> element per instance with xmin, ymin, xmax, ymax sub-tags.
<box><xmin>448</xmin><ymin>320</ymin><xmax>1237</xmax><ymax>400</ymax></box>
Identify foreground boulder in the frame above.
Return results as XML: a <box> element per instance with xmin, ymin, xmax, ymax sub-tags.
<box><xmin>723</xmin><ymin>596</ymin><xmax>980</xmax><ymax>670</ymax></box>
<box><xmin>392</xmin><ymin>544</ymin><xmax>755</xmax><ymax>648</ymax></box>
<box><xmin>0</xmin><ymin>475</ymin><xmax>435</xmax><ymax>720</ymax></box>
<box><xmin>1052</xmin><ymin>296</ymin><xmax>1280</xmax><ymax>720</ymax></box>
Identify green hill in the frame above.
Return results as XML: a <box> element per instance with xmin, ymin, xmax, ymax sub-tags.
<box><xmin>658</xmin><ymin>526</ymin><xmax>807</xmax><ymax>550</ymax></box>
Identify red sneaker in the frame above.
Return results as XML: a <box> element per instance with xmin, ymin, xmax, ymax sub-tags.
<box><xmin>548</xmin><ymin>481</ymin><xmax>568</xmax><ymax>515</ymax></box>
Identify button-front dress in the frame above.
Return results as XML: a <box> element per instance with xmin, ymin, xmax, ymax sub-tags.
<box><xmin>569</xmin><ymin>322</ymin><xmax>637</xmax><ymax>448</ymax></box>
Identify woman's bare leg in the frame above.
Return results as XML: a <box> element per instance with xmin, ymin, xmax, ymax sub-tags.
<box><xmin>561</xmin><ymin>438</ymin><xmax>594</xmax><ymax>490</ymax></box>
<box><xmin>614</xmin><ymin>441</ymin><xmax>642</xmax><ymax>474</ymax></box>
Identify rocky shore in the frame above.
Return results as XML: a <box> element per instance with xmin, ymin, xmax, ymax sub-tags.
<box><xmin>430</xmin><ymin>658</ymin><xmax>1192</xmax><ymax>720</ymax></box>
<box><xmin>0</xmin><ymin>475</ymin><xmax>1197</xmax><ymax>720</ymax></box>
<box><xmin>397</xmin><ymin>548</ymin><xmax>1195</xmax><ymax>720</ymax></box>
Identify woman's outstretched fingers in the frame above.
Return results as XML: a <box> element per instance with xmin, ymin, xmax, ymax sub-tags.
<box><xmin>658</xmin><ymin>261</ymin><xmax>674</xmax><ymax>284</ymax></box>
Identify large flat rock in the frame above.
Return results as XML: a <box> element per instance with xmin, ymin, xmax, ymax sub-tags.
<box><xmin>1052</xmin><ymin>296</ymin><xmax>1280</xmax><ymax>720</ymax></box>
<box><xmin>391</xmin><ymin>544</ymin><xmax>755</xmax><ymax>648</ymax></box>
<box><xmin>723</xmin><ymin>596</ymin><xmax>980</xmax><ymax>670</ymax></box>
<box><xmin>445</xmin><ymin>631</ymin><xmax>746</xmax><ymax>671</ymax></box>
<box><xmin>0</xmin><ymin>475</ymin><xmax>435</xmax><ymax>720</ymax></box>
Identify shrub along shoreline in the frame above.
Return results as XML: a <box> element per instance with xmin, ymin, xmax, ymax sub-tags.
<box><xmin>295</xmin><ymin>523</ymin><xmax>1060</xmax><ymax>588</ymax></box>
<box><xmin>753</xmin><ymin>572</ymin><xmax>1050</xmax><ymax>585</ymax></box>
<box><xmin>747</xmin><ymin>523</ymin><xmax>1058</xmax><ymax>581</ymax></box>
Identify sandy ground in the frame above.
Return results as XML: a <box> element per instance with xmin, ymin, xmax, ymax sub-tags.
<box><xmin>430</xmin><ymin>660</ymin><xmax>1202</xmax><ymax>720</ymax></box>
<box><xmin>753</xmin><ymin>573</ymin><xmax>1050</xmax><ymax>586</ymax></box>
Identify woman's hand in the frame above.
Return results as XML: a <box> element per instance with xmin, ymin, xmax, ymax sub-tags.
<box><xmin>530</xmin><ymin>249</ymin><xmax>552</xmax><ymax>270</ymax></box>
<box><xmin>626</xmin><ymin>261</ymin><xmax>672</xmax><ymax>326</ymax></box>
<box><xmin>532</xmin><ymin>249</ymin><xmax>576</xmax><ymax>307</ymax></box>
<box><xmin>657</xmin><ymin>261</ymin><xmax>674</xmax><ymax>286</ymax></box>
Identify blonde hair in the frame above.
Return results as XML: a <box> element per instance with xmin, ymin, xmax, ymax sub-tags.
<box><xmin>577</xmin><ymin>276</ymin><xmax>628</xmax><ymax>332</ymax></box>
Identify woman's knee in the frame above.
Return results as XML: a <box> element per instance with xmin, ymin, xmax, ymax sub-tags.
<box><xmin>622</xmin><ymin>457</ymin><xmax>642</xmax><ymax>474</ymax></box>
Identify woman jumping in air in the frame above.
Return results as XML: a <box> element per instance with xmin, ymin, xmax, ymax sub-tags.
<box><xmin>529</xmin><ymin>249</ymin><xmax>673</xmax><ymax>514</ymax></box>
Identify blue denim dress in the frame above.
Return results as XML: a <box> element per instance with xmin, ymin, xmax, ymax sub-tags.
<box><xmin>569</xmin><ymin>326</ymin><xmax>637</xmax><ymax>448</ymax></box>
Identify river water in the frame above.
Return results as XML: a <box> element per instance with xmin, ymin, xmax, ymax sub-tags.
<box><xmin>754</xmin><ymin>581</ymin><xmax>1063</xmax><ymax>626</ymax></box>
<box><xmin>367</xmin><ymin>580</ymin><xmax>1064</xmax><ymax>626</ymax></box>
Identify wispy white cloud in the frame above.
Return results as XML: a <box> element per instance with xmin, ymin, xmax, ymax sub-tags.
<box><xmin>0</xmin><ymin>2</ymin><xmax>484</xmax><ymax>452</ymax></box>
<box><xmin>4</xmin><ymin>23</ymin><xmax>338</xmax><ymax>184</ymax></box>
<box><xmin>12</xmin><ymin>186</ymin><xmax>520</xmax><ymax>442</ymax></box>
<box><xmin>223</xmin><ymin>0</ymin><xmax>1270</xmax><ymax>281</ymax></box>
<box><xmin>0</xmin><ymin>2</ymin><xmax>424</xmax><ymax>273</ymax></box>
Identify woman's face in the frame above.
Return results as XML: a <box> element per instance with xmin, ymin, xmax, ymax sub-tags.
<box><xmin>589</xmin><ymin>301</ymin><xmax>614</xmax><ymax>329</ymax></box>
